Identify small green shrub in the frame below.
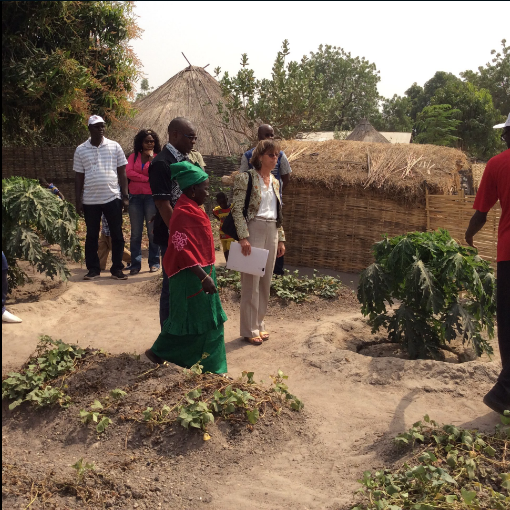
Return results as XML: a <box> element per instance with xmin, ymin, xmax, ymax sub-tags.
<box><xmin>216</xmin><ymin>267</ymin><xmax>342</xmax><ymax>303</ymax></box>
<box><xmin>358</xmin><ymin>229</ymin><xmax>496</xmax><ymax>360</ymax></box>
<box><xmin>2</xmin><ymin>176</ymin><xmax>82</xmax><ymax>288</ymax></box>
<box><xmin>352</xmin><ymin>413</ymin><xmax>510</xmax><ymax>510</ymax></box>
<box><xmin>2</xmin><ymin>335</ymin><xmax>85</xmax><ymax>409</ymax></box>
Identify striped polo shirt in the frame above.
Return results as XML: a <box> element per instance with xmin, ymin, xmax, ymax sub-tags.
<box><xmin>74</xmin><ymin>137</ymin><xmax>128</xmax><ymax>204</ymax></box>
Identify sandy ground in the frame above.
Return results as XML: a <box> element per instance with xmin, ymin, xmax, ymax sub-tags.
<box><xmin>1</xmin><ymin>255</ymin><xmax>504</xmax><ymax>509</ymax></box>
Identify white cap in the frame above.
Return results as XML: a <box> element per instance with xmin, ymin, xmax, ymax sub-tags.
<box><xmin>88</xmin><ymin>115</ymin><xmax>105</xmax><ymax>126</ymax></box>
<box><xmin>493</xmin><ymin>113</ymin><xmax>510</xmax><ymax>129</ymax></box>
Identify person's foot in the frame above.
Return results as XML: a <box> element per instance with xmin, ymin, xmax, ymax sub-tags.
<box><xmin>2</xmin><ymin>310</ymin><xmax>22</xmax><ymax>323</ymax></box>
<box><xmin>130</xmin><ymin>267</ymin><xmax>140</xmax><ymax>275</ymax></box>
<box><xmin>244</xmin><ymin>336</ymin><xmax>263</xmax><ymax>345</ymax></box>
<box><xmin>260</xmin><ymin>331</ymin><xmax>270</xmax><ymax>341</ymax></box>
<box><xmin>149</xmin><ymin>265</ymin><xmax>160</xmax><ymax>273</ymax></box>
<box><xmin>111</xmin><ymin>270</ymin><xmax>128</xmax><ymax>280</ymax></box>
<box><xmin>483</xmin><ymin>387</ymin><xmax>510</xmax><ymax>416</ymax></box>
<box><xmin>83</xmin><ymin>270</ymin><xmax>100</xmax><ymax>280</ymax></box>
<box><xmin>145</xmin><ymin>349</ymin><xmax>164</xmax><ymax>365</ymax></box>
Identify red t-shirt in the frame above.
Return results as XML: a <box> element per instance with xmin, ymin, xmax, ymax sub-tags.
<box><xmin>473</xmin><ymin>149</ymin><xmax>510</xmax><ymax>261</ymax></box>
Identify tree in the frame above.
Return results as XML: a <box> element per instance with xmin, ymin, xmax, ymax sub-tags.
<box><xmin>2</xmin><ymin>1</ymin><xmax>142</xmax><ymax>146</ymax></box>
<box><xmin>358</xmin><ymin>230</ymin><xmax>495</xmax><ymax>360</ymax></box>
<box><xmin>2</xmin><ymin>177</ymin><xmax>83</xmax><ymax>288</ymax></box>
<box><xmin>429</xmin><ymin>81</ymin><xmax>501</xmax><ymax>158</ymax></box>
<box><xmin>461</xmin><ymin>39</ymin><xmax>510</xmax><ymax>116</ymax></box>
<box><xmin>372</xmin><ymin>94</ymin><xmax>413</xmax><ymax>132</ymax></box>
<box><xmin>414</xmin><ymin>104</ymin><xmax>461</xmax><ymax>146</ymax></box>
<box><xmin>136</xmin><ymin>78</ymin><xmax>154</xmax><ymax>101</ymax></box>
<box><xmin>215</xmin><ymin>40</ymin><xmax>381</xmax><ymax>140</ymax></box>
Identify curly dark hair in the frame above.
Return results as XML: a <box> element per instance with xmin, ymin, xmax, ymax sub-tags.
<box><xmin>133</xmin><ymin>128</ymin><xmax>162</xmax><ymax>157</ymax></box>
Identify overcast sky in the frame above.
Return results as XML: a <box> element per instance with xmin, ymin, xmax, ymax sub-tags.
<box><xmin>130</xmin><ymin>1</ymin><xmax>508</xmax><ymax>99</ymax></box>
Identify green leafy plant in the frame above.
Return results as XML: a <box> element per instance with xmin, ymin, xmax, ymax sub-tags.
<box><xmin>216</xmin><ymin>267</ymin><xmax>342</xmax><ymax>303</ymax></box>
<box><xmin>71</xmin><ymin>458</ymin><xmax>96</xmax><ymax>482</ymax></box>
<box><xmin>352</xmin><ymin>414</ymin><xmax>510</xmax><ymax>510</ymax></box>
<box><xmin>358</xmin><ymin>230</ymin><xmax>496</xmax><ymax>360</ymax></box>
<box><xmin>2</xmin><ymin>335</ymin><xmax>85</xmax><ymax>409</ymax></box>
<box><xmin>270</xmin><ymin>370</ymin><xmax>304</xmax><ymax>411</ymax></box>
<box><xmin>79</xmin><ymin>399</ymin><xmax>112</xmax><ymax>434</ymax></box>
<box><xmin>2</xmin><ymin>177</ymin><xmax>82</xmax><ymax>288</ymax></box>
<box><xmin>177</xmin><ymin>389</ymin><xmax>215</xmax><ymax>430</ymax></box>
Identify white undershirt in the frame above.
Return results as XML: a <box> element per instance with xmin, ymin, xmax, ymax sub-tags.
<box><xmin>256</xmin><ymin>173</ymin><xmax>277</xmax><ymax>219</ymax></box>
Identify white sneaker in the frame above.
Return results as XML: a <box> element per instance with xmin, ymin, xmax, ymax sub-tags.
<box><xmin>2</xmin><ymin>310</ymin><xmax>22</xmax><ymax>323</ymax></box>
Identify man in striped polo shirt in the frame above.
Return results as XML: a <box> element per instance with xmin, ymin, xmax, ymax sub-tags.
<box><xmin>74</xmin><ymin>115</ymin><xmax>129</xmax><ymax>280</ymax></box>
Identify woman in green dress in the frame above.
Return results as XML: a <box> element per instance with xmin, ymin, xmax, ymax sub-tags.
<box><xmin>145</xmin><ymin>161</ymin><xmax>228</xmax><ymax>374</ymax></box>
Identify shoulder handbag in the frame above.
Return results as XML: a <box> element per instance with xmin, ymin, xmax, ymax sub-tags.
<box><xmin>220</xmin><ymin>173</ymin><xmax>253</xmax><ymax>241</ymax></box>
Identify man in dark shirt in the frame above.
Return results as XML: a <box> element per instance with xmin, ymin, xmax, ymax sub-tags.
<box><xmin>149</xmin><ymin>117</ymin><xmax>198</xmax><ymax>329</ymax></box>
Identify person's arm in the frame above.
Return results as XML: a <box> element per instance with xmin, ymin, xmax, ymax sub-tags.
<box><xmin>279</xmin><ymin>152</ymin><xmax>292</xmax><ymax>192</ymax></box>
<box><xmin>75</xmin><ymin>173</ymin><xmax>85</xmax><ymax>215</ymax></box>
<box><xmin>126</xmin><ymin>153</ymin><xmax>150</xmax><ymax>182</ymax></box>
<box><xmin>465</xmin><ymin>210</ymin><xmax>488</xmax><ymax>248</ymax></box>
<box><xmin>188</xmin><ymin>265</ymin><xmax>217</xmax><ymax>294</ymax></box>
<box><xmin>154</xmin><ymin>200</ymin><xmax>173</xmax><ymax>228</ymax></box>
<box><xmin>232</xmin><ymin>172</ymin><xmax>251</xmax><ymax>255</ymax></box>
<box><xmin>281</xmin><ymin>173</ymin><xmax>290</xmax><ymax>192</ymax></box>
<box><xmin>117</xmin><ymin>165</ymin><xmax>129</xmax><ymax>212</ymax></box>
<box><xmin>239</xmin><ymin>154</ymin><xmax>250</xmax><ymax>173</ymax></box>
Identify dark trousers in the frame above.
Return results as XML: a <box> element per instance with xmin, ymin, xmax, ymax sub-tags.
<box><xmin>2</xmin><ymin>252</ymin><xmax>8</xmax><ymax>314</ymax></box>
<box><xmin>495</xmin><ymin>260</ymin><xmax>510</xmax><ymax>400</ymax></box>
<box><xmin>83</xmin><ymin>199</ymin><xmax>125</xmax><ymax>274</ymax></box>
<box><xmin>274</xmin><ymin>255</ymin><xmax>285</xmax><ymax>276</ymax></box>
<box><xmin>159</xmin><ymin>244</ymin><xmax>169</xmax><ymax>330</ymax></box>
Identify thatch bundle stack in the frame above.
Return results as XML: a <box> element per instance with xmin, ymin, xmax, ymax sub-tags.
<box><xmin>277</xmin><ymin>140</ymin><xmax>471</xmax><ymax>272</ymax></box>
<box><xmin>345</xmin><ymin>118</ymin><xmax>390</xmax><ymax>144</ymax></box>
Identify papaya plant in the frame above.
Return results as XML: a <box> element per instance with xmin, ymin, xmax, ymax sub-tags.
<box><xmin>2</xmin><ymin>176</ymin><xmax>82</xmax><ymax>288</ymax></box>
<box><xmin>358</xmin><ymin>229</ymin><xmax>496</xmax><ymax>359</ymax></box>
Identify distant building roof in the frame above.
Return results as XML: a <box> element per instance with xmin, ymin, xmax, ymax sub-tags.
<box><xmin>296</xmin><ymin>130</ymin><xmax>412</xmax><ymax>144</ymax></box>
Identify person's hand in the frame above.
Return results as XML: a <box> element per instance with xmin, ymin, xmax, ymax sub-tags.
<box><xmin>465</xmin><ymin>234</ymin><xmax>476</xmax><ymax>249</ymax></box>
<box><xmin>122</xmin><ymin>197</ymin><xmax>129</xmax><ymax>213</ymax></box>
<box><xmin>277</xmin><ymin>242</ymin><xmax>285</xmax><ymax>258</ymax></box>
<box><xmin>148</xmin><ymin>214</ymin><xmax>156</xmax><ymax>224</ymax></box>
<box><xmin>202</xmin><ymin>275</ymin><xmax>217</xmax><ymax>294</ymax></box>
<box><xmin>143</xmin><ymin>149</ymin><xmax>154</xmax><ymax>160</ymax></box>
<box><xmin>76</xmin><ymin>201</ymin><xmax>83</xmax><ymax>216</ymax></box>
<box><xmin>240</xmin><ymin>238</ymin><xmax>251</xmax><ymax>256</ymax></box>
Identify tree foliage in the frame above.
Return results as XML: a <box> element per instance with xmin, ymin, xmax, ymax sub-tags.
<box><xmin>2</xmin><ymin>1</ymin><xmax>142</xmax><ymax>146</ymax></box>
<box><xmin>461</xmin><ymin>39</ymin><xmax>510</xmax><ymax>116</ymax></box>
<box><xmin>358</xmin><ymin>230</ymin><xmax>496</xmax><ymax>360</ymax></box>
<box><xmin>372</xmin><ymin>94</ymin><xmax>414</xmax><ymax>132</ymax></box>
<box><xmin>215</xmin><ymin>40</ymin><xmax>381</xmax><ymax>140</ymax></box>
<box><xmin>414</xmin><ymin>104</ymin><xmax>461</xmax><ymax>146</ymax></box>
<box><xmin>135</xmin><ymin>78</ymin><xmax>154</xmax><ymax>101</ymax></box>
<box><xmin>2</xmin><ymin>177</ymin><xmax>83</xmax><ymax>288</ymax></box>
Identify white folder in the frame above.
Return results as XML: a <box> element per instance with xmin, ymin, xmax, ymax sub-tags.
<box><xmin>226</xmin><ymin>242</ymin><xmax>269</xmax><ymax>277</ymax></box>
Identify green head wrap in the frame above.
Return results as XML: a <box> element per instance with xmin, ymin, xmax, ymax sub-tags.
<box><xmin>170</xmin><ymin>161</ymin><xmax>208</xmax><ymax>191</ymax></box>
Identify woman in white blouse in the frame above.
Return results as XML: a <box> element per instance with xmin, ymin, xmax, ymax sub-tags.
<box><xmin>232</xmin><ymin>140</ymin><xmax>286</xmax><ymax>345</ymax></box>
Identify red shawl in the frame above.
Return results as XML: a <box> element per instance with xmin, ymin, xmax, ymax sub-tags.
<box><xmin>163</xmin><ymin>194</ymin><xmax>215</xmax><ymax>278</ymax></box>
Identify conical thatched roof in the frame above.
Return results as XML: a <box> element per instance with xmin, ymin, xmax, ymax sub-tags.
<box><xmin>111</xmin><ymin>66</ymin><xmax>253</xmax><ymax>156</ymax></box>
<box><xmin>346</xmin><ymin>119</ymin><xmax>390</xmax><ymax>144</ymax></box>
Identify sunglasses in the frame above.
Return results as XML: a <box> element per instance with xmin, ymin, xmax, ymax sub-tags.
<box><xmin>180</xmin><ymin>133</ymin><xmax>198</xmax><ymax>141</ymax></box>
<box><xmin>264</xmin><ymin>153</ymin><xmax>279</xmax><ymax>158</ymax></box>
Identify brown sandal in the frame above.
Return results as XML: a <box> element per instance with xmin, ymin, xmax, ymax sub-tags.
<box><xmin>260</xmin><ymin>331</ymin><xmax>270</xmax><ymax>341</ymax></box>
<box><xmin>244</xmin><ymin>336</ymin><xmax>263</xmax><ymax>345</ymax></box>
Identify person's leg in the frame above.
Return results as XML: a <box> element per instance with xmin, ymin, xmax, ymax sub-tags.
<box><xmin>98</xmin><ymin>233</ymin><xmax>109</xmax><ymax>271</ymax></box>
<box><xmin>128</xmin><ymin>194</ymin><xmax>144</xmax><ymax>271</ymax></box>
<box><xmin>102</xmin><ymin>199</ymin><xmax>125</xmax><ymax>274</ymax></box>
<box><xmin>82</xmin><ymin>204</ymin><xmax>102</xmax><ymax>273</ymax></box>
<box><xmin>159</xmin><ymin>244</ymin><xmax>169</xmax><ymax>330</ymax></box>
<box><xmin>258</xmin><ymin>222</ymin><xmax>278</xmax><ymax>333</ymax></box>
<box><xmin>2</xmin><ymin>252</ymin><xmax>8</xmax><ymax>314</ymax></box>
<box><xmin>240</xmin><ymin>220</ymin><xmax>265</xmax><ymax>339</ymax></box>
<box><xmin>144</xmin><ymin>195</ymin><xmax>160</xmax><ymax>269</ymax></box>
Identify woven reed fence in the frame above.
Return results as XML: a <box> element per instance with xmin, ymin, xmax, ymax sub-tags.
<box><xmin>1</xmin><ymin>148</ymin><xmax>239</xmax><ymax>210</ymax></box>
<box><xmin>283</xmin><ymin>183</ymin><xmax>427</xmax><ymax>273</ymax></box>
<box><xmin>426</xmin><ymin>190</ymin><xmax>499</xmax><ymax>268</ymax></box>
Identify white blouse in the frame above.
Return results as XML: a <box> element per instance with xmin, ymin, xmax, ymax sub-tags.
<box><xmin>256</xmin><ymin>174</ymin><xmax>277</xmax><ymax>220</ymax></box>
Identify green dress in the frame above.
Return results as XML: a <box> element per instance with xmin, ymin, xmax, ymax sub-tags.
<box><xmin>151</xmin><ymin>265</ymin><xmax>228</xmax><ymax>374</ymax></box>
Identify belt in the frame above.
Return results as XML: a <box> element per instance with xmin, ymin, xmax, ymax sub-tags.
<box><xmin>254</xmin><ymin>216</ymin><xmax>277</xmax><ymax>222</ymax></box>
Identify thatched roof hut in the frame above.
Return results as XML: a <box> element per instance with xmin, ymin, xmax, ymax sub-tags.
<box><xmin>274</xmin><ymin>140</ymin><xmax>472</xmax><ymax>272</ymax></box>
<box><xmin>111</xmin><ymin>66</ymin><xmax>252</xmax><ymax>157</ymax></box>
<box><xmin>346</xmin><ymin>119</ymin><xmax>390</xmax><ymax>143</ymax></box>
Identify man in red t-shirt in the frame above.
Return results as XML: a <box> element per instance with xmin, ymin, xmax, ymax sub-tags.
<box><xmin>465</xmin><ymin>113</ymin><xmax>510</xmax><ymax>415</ymax></box>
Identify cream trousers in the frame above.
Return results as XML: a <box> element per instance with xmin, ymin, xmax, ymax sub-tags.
<box><xmin>240</xmin><ymin>218</ymin><xmax>278</xmax><ymax>338</ymax></box>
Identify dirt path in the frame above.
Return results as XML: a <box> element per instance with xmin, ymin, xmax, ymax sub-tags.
<box><xmin>1</xmin><ymin>260</ymin><xmax>503</xmax><ymax>509</ymax></box>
